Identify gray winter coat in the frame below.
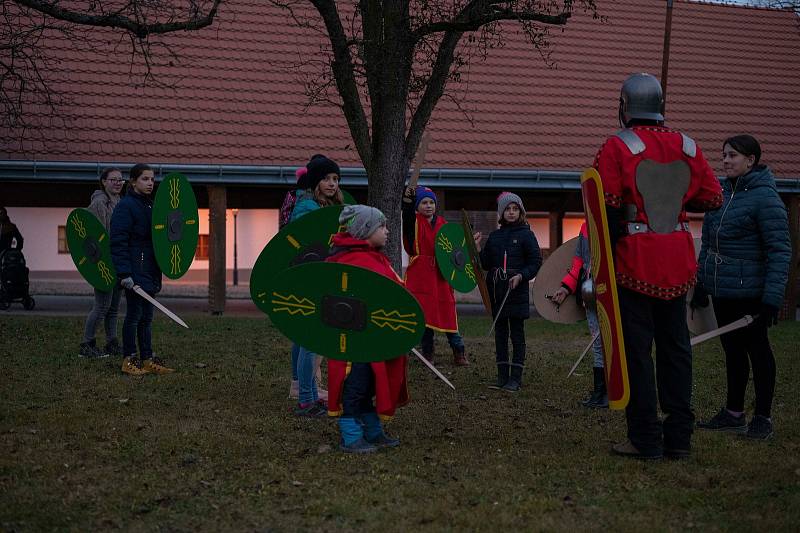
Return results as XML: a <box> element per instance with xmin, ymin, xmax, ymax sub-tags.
<box><xmin>697</xmin><ymin>165</ymin><xmax>791</xmax><ymax>308</ymax></box>
<box><xmin>87</xmin><ymin>189</ymin><xmax>120</xmax><ymax>231</ymax></box>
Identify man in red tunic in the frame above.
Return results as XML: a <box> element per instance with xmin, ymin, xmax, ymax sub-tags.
<box><xmin>402</xmin><ymin>186</ymin><xmax>469</xmax><ymax>366</ymax></box>
<box><xmin>594</xmin><ymin>73</ymin><xmax>723</xmax><ymax>459</ymax></box>
<box><xmin>326</xmin><ymin>205</ymin><xmax>409</xmax><ymax>454</ymax></box>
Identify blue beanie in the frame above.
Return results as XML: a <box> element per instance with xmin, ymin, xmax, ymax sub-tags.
<box><xmin>414</xmin><ymin>186</ymin><xmax>437</xmax><ymax>210</ymax></box>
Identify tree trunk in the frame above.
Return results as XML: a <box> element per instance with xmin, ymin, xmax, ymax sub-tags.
<box><xmin>367</xmin><ymin>141</ymin><xmax>408</xmax><ymax>273</ymax></box>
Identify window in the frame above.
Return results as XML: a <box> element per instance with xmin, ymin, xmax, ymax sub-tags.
<box><xmin>57</xmin><ymin>225</ymin><xmax>69</xmax><ymax>254</ymax></box>
<box><xmin>196</xmin><ymin>234</ymin><xmax>209</xmax><ymax>260</ymax></box>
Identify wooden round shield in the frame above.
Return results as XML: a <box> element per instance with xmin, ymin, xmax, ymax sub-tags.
<box><xmin>152</xmin><ymin>172</ymin><xmax>199</xmax><ymax>279</ymax></box>
<box><xmin>66</xmin><ymin>208</ymin><xmax>117</xmax><ymax>292</ymax></box>
<box><xmin>434</xmin><ymin>223</ymin><xmax>478</xmax><ymax>293</ymax></box>
<box><xmin>532</xmin><ymin>237</ymin><xmax>586</xmax><ymax>324</ymax></box>
<box><xmin>267</xmin><ymin>262</ymin><xmax>424</xmax><ymax>362</ymax></box>
<box><xmin>250</xmin><ymin>205</ymin><xmax>346</xmax><ymax>314</ymax></box>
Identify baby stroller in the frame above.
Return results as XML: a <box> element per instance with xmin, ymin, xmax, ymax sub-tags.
<box><xmin>0</xmin><ymin>249</ymin><xmax>35</xmax><ymax>310</ymax></box>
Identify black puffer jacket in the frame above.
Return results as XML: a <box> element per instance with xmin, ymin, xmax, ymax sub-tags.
<box><xmin>479</xmin><ymin>223</ymin><xmax>542</xmax><ymax>318</ymax></box>
<box><xmin>110</xmin><ymin>191</ymin><xmax>162</xmax><ymax>294</ymax></box>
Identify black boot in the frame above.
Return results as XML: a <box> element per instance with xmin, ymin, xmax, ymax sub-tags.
<box><xmin>582</xmin><ymin>367</ymin><xmax>608</xmax><ymax>408</ymax></box>
<box><xmin>489</xmin><ymin>363</ymin><xmax>510</xmax><ymax>389</ymax></box>
<box><xmin>503</xmin><ymin>364</ymin><xmax>523</xmax><ymax>392</ymax></box>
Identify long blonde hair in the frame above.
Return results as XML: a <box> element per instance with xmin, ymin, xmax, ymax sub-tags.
<box><xmin>313</xmin><ymin>183</ymin><xmax>344</xmax><ymax>207</ymax></box>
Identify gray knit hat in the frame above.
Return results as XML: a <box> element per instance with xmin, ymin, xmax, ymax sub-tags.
<box><xmin>339</xmin><ymin>205</ymin><xmax>386</xmax><ymax>240</ymax></box>
<box><xmin>497</xmin><ymin>191</ymin><xmax>525</xmax><ymax>219</ymax></box>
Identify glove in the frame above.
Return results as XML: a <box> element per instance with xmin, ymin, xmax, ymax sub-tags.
<box><xmin>758</xmin><ymin>303</ymin><xmax>779</xmax><ymax>327</ymax></box>
<box><xmin>690</xmin><ymin>284</ymin><xmax>709</xmax><ymax>309</ymax></box>
<box><xmin>120</xmin><ymin>277</ymin><xmax>135</xmax><ymax>290</ymax></box>
<box><xmin>402</xmin><ymin>186</ymin><xmax>415</xmax><ymax>204</ymax></box>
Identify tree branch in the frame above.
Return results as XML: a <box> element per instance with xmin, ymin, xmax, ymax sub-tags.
<box><xmin>11</xmin><ymin>0</ymin><xmax>224</xmax><ymax>38</ymax></box>
<box><xmin>310</xmin><ymin>0</ymin><xmax>372</xmax><ymax>168</ymax></box>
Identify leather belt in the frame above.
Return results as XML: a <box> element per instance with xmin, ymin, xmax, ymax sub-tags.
<box><xmin>626</xmin><ymin>221</ymin><xmax>689</xmax><ymax>235</ymax></box>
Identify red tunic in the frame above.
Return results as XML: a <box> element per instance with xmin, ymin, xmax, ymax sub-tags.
<box><xmin>325</xmin><ymin>233</ymin><xmax>410</xmax><ymax>420</ymax></box>
<box><xmin>403</xmin><ymin>213</ymin><xmax>458</xmax><ymax>331</ymax></box>
<box><xmin>593</xmin><ymin>126</ymin><xmax>723</xmax><ymax>300</ymax></box>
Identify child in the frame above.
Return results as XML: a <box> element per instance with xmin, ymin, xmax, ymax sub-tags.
<box><xmin>326</xmin><ymin>205</ymin><xmax>409</xmax><ymax>453</ymax></box>
<box><xmin>80</xmin><ymin>167</ymin><xmax>124</xmax><ymax>358</ymax></box>
<box><xmin>550</xmin><ymin>222</ymin><xmax>606</xmax><ymax>407</ymax></box>
<box><xmin>290</xmin><ymin>154</ymin><xmax>343</xmax><ymax>415</ymax></box>
<box><xmin>475</xmin><ymin>192</ymin><xmax>541</xmax><ymax>391</ymax></box>
<box><xmin>110</xmin><ymin>163</ymin><xmax>173</xmax><ymax>376</ymax></box>
<box><xmin>402</xmin><ymin>186</ymin><xmax>469</xmax><ymax>366</ymax></box>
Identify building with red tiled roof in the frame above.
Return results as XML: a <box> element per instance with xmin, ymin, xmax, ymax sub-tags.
<box><xmin>1</xmin><ymin>0</ymin><xmax>798</xmax><ymax>312</ymax></box>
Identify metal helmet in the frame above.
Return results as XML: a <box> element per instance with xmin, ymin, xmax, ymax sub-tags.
<box><xmin>618</xmin><ymin>73</ymin><xmax>664</xmax><ymax>126</ymax></box>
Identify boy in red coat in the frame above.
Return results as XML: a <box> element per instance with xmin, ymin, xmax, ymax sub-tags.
<box><xmin>326</xmin><ymin>205</ymin><xmax>410</xmax><ymax>453</ymax></box>
<box><xmin>402</xmin><ymin>186</ymin><xmax>469</xmax><ymax>366</ymax></box>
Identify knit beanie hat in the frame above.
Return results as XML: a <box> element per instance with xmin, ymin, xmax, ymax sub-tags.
<box><xmin>414</xmin><ymin>186</ymin><xmax>437</xmax><ymax>210</ymax></box>
<box><xmin>497</xmin><ymin>191</ymin><xmax>526</xmax><ymax>219</ymax></box>
<box><xmin>295</xmin><ymin>166</ymin><xmax>307</xmax><ymax>184</ymax></box>
<box><xmin>301</xmin><ymin>154</ymin><xmax>340</xmax><ymax>190</ymax></box>
<box><xmin>339</xmin><ymin>205</ymin><xmax>387</xmax><ymax>240</ymax></box>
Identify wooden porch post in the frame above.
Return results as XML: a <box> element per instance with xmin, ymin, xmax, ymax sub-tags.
<box><xmin>548</xmin><ymin>211</ymin><xmax>564</xmax><ymax>251</ymax></box>
<box><xmin>208</xmin><ymin>185</ymin><xmax>227</xmax><ymax>315</ymax></box>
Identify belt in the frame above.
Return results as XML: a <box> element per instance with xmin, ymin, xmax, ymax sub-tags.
<box><xmin>625</xmin><ymin>221</ymin><xmax>690</xmax><ymax>235</ymax></box>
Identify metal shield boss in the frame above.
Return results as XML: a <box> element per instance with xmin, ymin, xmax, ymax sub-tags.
<box><xmin>532</xmin><ymin>236</ymin><xmax>586</xmax><ymax>324</ymax></box>
<box><xmin>66</xmin><ymin>208</ymin><xmax>117</xmax><ymax>292</ymax></box>
<box><xmin>267</xmin><ymin>262</ymin><xmax>424</xmax><ymax>362</ymax></box>
<box><xmin>581</xmin><ymin>168</ymin><xmax>629</xmax><ymax>410</ymax></box>
<box><xmin>152</xmin><ymin>172</ymin><xmax>199</xmax><ymax>279</ymax></box>
<box><xmin>250</xmin><ymin>205</ymin><xmax>346</xmax><ymax>314</ymax></box>
<box><xmin>434</xmin><ymin>222</ymin><xmax>478</xmax><ymax>293</ymax></box>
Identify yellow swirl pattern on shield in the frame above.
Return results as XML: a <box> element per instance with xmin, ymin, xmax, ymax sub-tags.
<box><xmin>370</xmin><ymin>309</ymin><xmax>417</xmax><ymax>333</ymax></box>
<box><xmin>97</xmin><ymin>261</ymin><xmax>114</xmax><ymax>285</ymax></box>
<box><xmin>465</xmin><ymin>263</ymin><xmax>476</xmax><ymax>283</ymax></box>
<box><xmin>170</xmin><ymin>244</ymin><xmax>182</xmax><ymax>276</ymax></box>
<box><xmin>340</xmin><ymin>333</ymin><xmax>347</xmax><ymax>353</ymax></box>
<box><xmin>70</xmin><ymin>214</ymin><xmax>87</xmax><ymax>238</ymax></box>
<box><xmin>271</xmin><ymin>293</ymin><xmax>316</xmax><ymax>316</ymax></box>
<box><xmin>437</xmin><ymin>233</ymin><xmax>453</xmax><ymax>252</ymax></box>
<box><xmin>169</xmin><ymin>179</ymin><xmax>180</xmax><ymax>210</ymax></box>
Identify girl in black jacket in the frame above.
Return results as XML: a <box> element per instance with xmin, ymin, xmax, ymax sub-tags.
<box><xmin>475</xmin><ymin>193</ymin><xmax>542</xmax><ymax>391</ymax></box>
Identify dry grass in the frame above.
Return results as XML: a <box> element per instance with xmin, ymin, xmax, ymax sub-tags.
<box><xmin>1</xmin><ymin>314</ymin><xmax>798</xmax><ymax>532</ymax></box>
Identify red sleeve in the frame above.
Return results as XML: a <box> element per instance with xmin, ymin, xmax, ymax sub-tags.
<box><xmin>686</xmin><ymin>143</ymin><xmax>723</xmax><ymax>212</ymax></box>
<box><xmin>560</xmin><ymin>254</ymin><xmax>584</xmax><ymax>293</ymax></box>
<box><xmin>593</xmin><ymin>137</ymin><xmax>624</xmax><ymax>208</ymax></box>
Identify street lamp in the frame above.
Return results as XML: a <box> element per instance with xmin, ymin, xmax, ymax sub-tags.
<box><xmin>232</xmin><ymin>208</ymin><xmax>239</xmax><ymax>286</ymax></box>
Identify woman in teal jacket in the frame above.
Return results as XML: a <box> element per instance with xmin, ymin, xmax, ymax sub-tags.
<box><xmin>693</xmin><ymin>135</ymin><xmax>791</xmax><ymax>440</ymax></box>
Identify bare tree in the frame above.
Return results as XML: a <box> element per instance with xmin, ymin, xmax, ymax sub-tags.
<box><xmin>4</xmin><ymin>0</ymin><xmax>597</xmax><ymax>266</ymax></box>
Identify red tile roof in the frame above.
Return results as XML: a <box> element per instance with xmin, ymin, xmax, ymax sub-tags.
<box><xmin>3</xmin><ymin>0</ymin><xmax>800</xmax><ymax>178</ymax></box>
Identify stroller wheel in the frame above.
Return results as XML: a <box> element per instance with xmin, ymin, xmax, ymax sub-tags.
<box><xmin>23</xmin><ymin>296</ymin><xmax>35</xmax><ymax>310</ymax></box>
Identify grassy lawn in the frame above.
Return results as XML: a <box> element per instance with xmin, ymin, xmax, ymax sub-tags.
<box><xmin>1</xmin><ymin>314</ymin><xmax>798</xmax><ymax>531</ymax></box>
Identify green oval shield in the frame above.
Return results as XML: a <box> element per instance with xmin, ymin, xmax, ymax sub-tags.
<box><xmin>152</xmin><ymin>172</ymin><xmax>199</xmax><ymax>279</ymax></box>
<box><xmin>250</xmin><ymin>205</ymin><xmax>346</xmax><ymax>314</ymax></box>
<box><xmin>341</xmin><ymin>189</ymin><xmax>356</xmax><ymax>205</ymax></box>
<box><xmin>267</xmin><ymin>262</ymin><xmax>424</xmax><ymax>362</ymax></box>
<box><xmin>66</xmin><ymin>208</ymin><xmax>117</xmax><ymax>292</ymax></box>
<box><xmin>435</xmin><ymin>223</ymin><xmax>478</xmax><ymax>293</ymax></box>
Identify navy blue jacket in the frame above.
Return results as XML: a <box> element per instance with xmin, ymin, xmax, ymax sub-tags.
<box><xmin>110</xmin><ymin>191</ymin><xmax>162</xmax><ymax>294</ymax></box>
<box><xmin>697</xmin><ymin>165</ymin><xmax>790</xmax><ymax>308</ymax></box>
<box><xmin>479</xmin><ymin>223</ymin><xmax>542</xmax><ymax>318</ymax></box>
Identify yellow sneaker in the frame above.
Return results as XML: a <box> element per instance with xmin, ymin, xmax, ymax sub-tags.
<box><xmin>142</xmin><ymin>357</ymin><xmax>175</xmax><ymax>374</ymax></box>
<box><xmin>122</xmin><ymin>356</ymin><xmax>149</xmax><ymax>376</ymax></box>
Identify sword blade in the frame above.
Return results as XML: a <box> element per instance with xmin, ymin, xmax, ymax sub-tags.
<box><xmin>408</xmin><ymin>132</ymin><xmax>430</xmax><ymax>189</ymax></box>
<box><xmin>567</xmin><ymin>331</ymin><xmax>601</xmax><ymax>377</ymax></box>
<box><xmin>487</xmin><ymin>287</ymin><xmax>512</xmax><ymax>336</ymax></box>
<box><xmin>690</xmin><ymin>314</ymin><xmax>754</xmax><ymax>346</ymax></box>
<box><xmin>132</xmin><ymin>285</ymin><xmax>189</xmax><ymax>329</ymax></box>
<box><xmin>411</xmin><ymin>348</ymin><xmax>455</xmax><ymax>390</ymax></box>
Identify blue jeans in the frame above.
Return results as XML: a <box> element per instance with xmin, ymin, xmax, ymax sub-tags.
<box><xmin>586</xmin><ymin>307</ymin><xmax>604</xmax><ymax>368</ymax></box>
<box><xmin>291</xmin><ymin>343</ymin><xmax>300</xmax><ymax>381</ymax></box>
<box><xmin>123</xmin><ymin>289</ymin><xmax>154</xmax><ymax>359</ymax></box>
<box><xmin>420</xmin><ymin>328</ymin><xmax>464</xmax><ymax>353</ymax></box>
<box><xmin>297</xmin><ymin>346</ymin><xmax>319</xmax><ymax>405</ymax></box>
<box><xmin>83</xmin><ymin>285</ymin><xmax>122</xmax><ymax>344</ymax></box>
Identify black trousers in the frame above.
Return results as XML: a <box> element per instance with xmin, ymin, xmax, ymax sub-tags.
<box><xmin>712</xmin><ymin>297</ymin><xmax>776</xmax><ymax>418</ymax></box>
<box><xmin>341</xmin><ymin>363</ymin><xmax>375</xmax><ymax>417</ymax></box>
<box><xmin>494</xmin><ymin>316</ymin><xmax>526</xmax><ymax>367</ymax></box>
<box><xmin>619</xmin><ymin>287</ymin><xmax>694</xmax><ymax>453</ymax></box>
